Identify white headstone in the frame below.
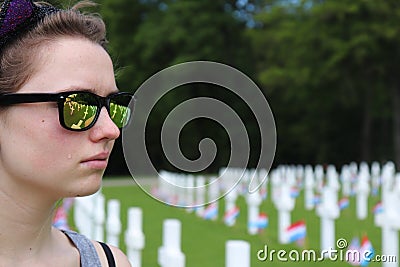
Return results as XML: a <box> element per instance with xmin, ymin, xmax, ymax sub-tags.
<box><xmin>125</xmin><ymin>207</ymin><xmax>145</xmax><ymax>267</ymax></box>
<box><xmin>371</xmin><ymin>162</ymin><xmax>381</xmax><ymax>196</ymax></box>
<box><xmin>224</xmin><ymin>187</ymin><xmax>239</xmax><ymax>227</ymax></box>
<box><xmin>246</xmin><ymin>189</ymin><xmax>262</xmax><ymax>235</ymax></box>
<box><xmin>274</xmin><ymin>174</ymin><xmax>295</xmax><ymax>244</ymax></box>
<box><xmin>375</xmin><ymin>189</ymin><xmax>400</xmax><ymax>267</ymax></box>
<box><xmin>225</xmin><ymin>240</ymin><xmax>250</xmax><ymax>267</ymax></box>
<box><xmin>93</xmin><ymin>192</ymin><xmax>105</xmax><ymax>242</ymax></box>
<box><xmin>158</xmin><ymin>219</ymin><xmax>185</xmax><ymax>267</ymax></box>
<box><xmin>340</xmin><ymin>165</ymin><xmax>351</xmax><ymax>197</ymax></box>
<box><xmin>304</xmin><ymin>165</ymin><xmax>315</xmax><ymax>210</ymax></box>
<box><xmin>185</xmin><ymin>174</ymin><xmax>195</xmax><ymax>210</ymax></box>
<box><xmin>317</xmin><ymin>183</ymin><xmax>339</xmax><ymax>253</ymax></box>
<box><xmin>195</xmin><ymin>176</ymin><xmax>206</xmax><ymax>216</ymax></box>
<box><xmin>106</xmin><ymin>199</ymin><xmax>121</xmax><ymax>247</ymax></box>
<box><xmin>355</xmin><ymin>169</ymin><xmax>370</xmax><ymax>220</ymax></box>
<box><xmin>315</xmin><ymin>165</ymin><xmax>324</xmax><ymax>193</ymax></box>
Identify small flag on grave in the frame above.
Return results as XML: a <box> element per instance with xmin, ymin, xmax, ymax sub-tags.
<box><xmin>203</xmin><ymin>203</ymin><xmax>218</xmax><ymax>220</ymax></box>
<box><xmin>286</xmin><ymin>220</ymin><xmax>306</xmax><ymax>243</ymax></box>
<box><xmin>53</xmin><ymin>206</ymin><xmax>69</xmax><ymax>230</ymax></box>
<box><xmin>346</xmin><ymin>235</ymin><xmax>374</xmax><ymax>266</ymax></box>
<box><xmin>257</xmin><ymin>213</ymin><xmax>268</xmax><ymax>229</ymax></box>
<box><xmin>338</xmin><ymin>197</ymin><xmax>350</xmax><ymax>210</ymax></box>
<box><xmin>371</xmin><ymin>187</ymin><xmax>379</xmax><ymax>196</ymax></box>
<box><xmin>290</xmin><ymin>187</ymin><xmax>300</xmax><ymax>198</ymax></box>
<box><xmin>346</xmin><ymin>237</ymin><xmax>360</xmax><ymax>266</ymax></box>
<box><xmin>260</xmin><ymin>188</ymin><xmax>267</xmax><ymax>200</ymax></box>
<box><xmin>313</xmin><ymin>194</ymin><xmax>321</xmax><ymax>205</ymax></box>
<box><xmin>248</xmin><ymin>213</ymin><xmax>269</xmax><ymax>231</ymax></box>
<box><xmin>224</xmin><ymin>206</ymin><xmax>240</xmax><ymax>225</ymax></box>
<box><xmin>372</xmin><ymin>202</ymin><xmax>383</xmax><ymax>214</ymax></box>
<box><xmin>359</xmin><ymin>235</ymin><xmax>374</xmax><ymax>266</ymax></box>
<box><xmin>53</xmin><ymin>198</ymin><xmax>74</xmax><ymax>231</ymax></box>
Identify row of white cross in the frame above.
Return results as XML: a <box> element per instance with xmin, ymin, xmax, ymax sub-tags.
<box><xmin>155</xmin><ymin>161</ymin><xmax>400</xmax><ymax>267</ymax></box>
<box><xmin>73</xmin><ymin>193</ymin><xmax>145</xmax><ymax>267</ymax></box>
<box><xmin>73</xmin><ymin>190</ymin><xmax>251</xmax><ymax>267</ymax></box>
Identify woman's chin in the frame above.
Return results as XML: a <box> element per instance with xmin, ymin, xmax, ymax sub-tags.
<box><xmin>70</xmin><ymin>174</ymin><xmax>104</xmax><ymax>197</ymax></box>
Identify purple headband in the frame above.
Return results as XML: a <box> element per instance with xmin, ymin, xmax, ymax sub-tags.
<box><xmin>0</xmin><ymin>0</ymin><xmax>60</xmax><ymax>50</ymax></box>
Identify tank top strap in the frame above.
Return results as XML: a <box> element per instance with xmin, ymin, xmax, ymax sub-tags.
<box><xmin>62</xmin><ymin>230</ymin><xmax>102</xmax><ymax>267</ymax></box>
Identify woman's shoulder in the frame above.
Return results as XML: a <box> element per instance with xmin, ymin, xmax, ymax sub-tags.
<box><xmin>62</xmin><ymin>229</ymin><xmax>131</xmax><ymax>267</ymax></box>
<box><xmin>91</xmin><ymin>240</ymin><xmax>132</xmax><ymax>267</ymax></box>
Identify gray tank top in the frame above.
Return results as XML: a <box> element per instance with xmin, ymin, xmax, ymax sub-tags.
<box><xmin>63</xmin><ymin>230</ymin><xmax>102</xmax><ymax>267</ymax></box>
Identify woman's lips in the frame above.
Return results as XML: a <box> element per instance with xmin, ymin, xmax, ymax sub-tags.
<box><xmin>80</xmin><ymin>152</ymin><xmax>110</xmax><ymax>169</ymax></box>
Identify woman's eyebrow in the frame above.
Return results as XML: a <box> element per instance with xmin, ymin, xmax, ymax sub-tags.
<box><xmin>57</xmin><ymin>86</ymin><xmax>119</xmax><ymax>94</ymax></box>
<box><xmin>57</xmin><ymin>86</ymin><xmax>95</xmax><ymax>93</ymax></box>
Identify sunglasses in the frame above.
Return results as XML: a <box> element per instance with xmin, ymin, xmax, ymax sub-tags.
<box><xmin>0</xmin><ymin>90</ymin><xmax>134</xmax><ymax>131</ymax></box>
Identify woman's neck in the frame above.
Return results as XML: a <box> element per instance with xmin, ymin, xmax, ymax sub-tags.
<box><xmin>0</xmin><ymin>183</ymin><xmax>58</xmax><ymax>263</ymax></box>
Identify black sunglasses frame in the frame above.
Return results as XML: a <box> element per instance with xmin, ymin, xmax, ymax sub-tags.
<box><xmin>0</xmin><ymin>90</ymin><xmax>134</xmax><ymax>131</ymax></box>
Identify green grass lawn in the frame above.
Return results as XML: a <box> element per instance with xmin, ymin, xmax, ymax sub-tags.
<box><xmin>70</xmin><ymin>177</ymin><xmax>385</xmax><ymax>267</ymax></box>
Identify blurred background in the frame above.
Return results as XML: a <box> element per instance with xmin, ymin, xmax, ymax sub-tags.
<box><xmin>46</xmin><ymin>1</ymin><xmax>400</xmax><ymax>265</ymax></box>
<box><xmin>55</xmin><ymin>0</ymin><xmax>400</xmax><ymax>175</ymax></box>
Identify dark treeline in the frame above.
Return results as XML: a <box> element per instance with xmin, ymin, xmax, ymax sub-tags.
<box><xmin>55</xmin><ymin>0</ymin><xmax>400</xmax><ymax>175</ymax></box>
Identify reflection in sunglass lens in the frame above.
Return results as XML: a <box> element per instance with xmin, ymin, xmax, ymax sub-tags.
<box><xmin>110</xmin><ymin>95</ymin><xmax>132</xmax><ymax>128</ymax></box>
<box><xmin>63</xmin><ymin>93</ymin><xmax>98</xmax><ymax>130</ymax></box>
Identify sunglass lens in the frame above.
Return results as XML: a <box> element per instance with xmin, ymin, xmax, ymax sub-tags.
<box><xmin>109</xmin><ymin>94</ymin><xmax>132</xmax><ymax>128</ymax></box>
<box><xmin>63</xmin><ymin>93</ymin><xmax>98</xmax><ymax>130</ymax></box>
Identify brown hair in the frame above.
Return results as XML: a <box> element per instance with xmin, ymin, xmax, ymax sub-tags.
<box><xmin>0</xmin><ymin>1</ymin><xmax>107</xmax><ymax>93</ymax></box>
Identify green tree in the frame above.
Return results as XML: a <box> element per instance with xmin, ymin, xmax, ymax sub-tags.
<box><xmin>248</xmin><ymin>0</ymin><xmax>398</xmax><ymax>166</ymax></box>
<box><xmin>132</xmin><ymin>0</ymin><xmax>258</xmax><ymax>172</ymax></box>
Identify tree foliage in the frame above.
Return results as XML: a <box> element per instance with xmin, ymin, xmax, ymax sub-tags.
<box><xmin>248</xmin><ymin>0</ymin><xmax>400</xmax><ymax>167</ymax></box>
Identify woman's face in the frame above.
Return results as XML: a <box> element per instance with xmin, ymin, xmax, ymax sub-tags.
<box><xmin>0</xmin><ymin>37</ymin><xmax>120</xmax><ymax>200</ymax></box>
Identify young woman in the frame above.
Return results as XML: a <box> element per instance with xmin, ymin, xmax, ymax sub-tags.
<box><xmin>0</xmin><ymin>0</ymin><xmax>133</xmax><ymax>266</ymax></box>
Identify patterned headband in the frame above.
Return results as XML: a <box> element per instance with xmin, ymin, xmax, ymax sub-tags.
<box><xmin>0</xmin><ymin>0</ymin><xmax>60</xmax><ymax>50</ymax></box>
